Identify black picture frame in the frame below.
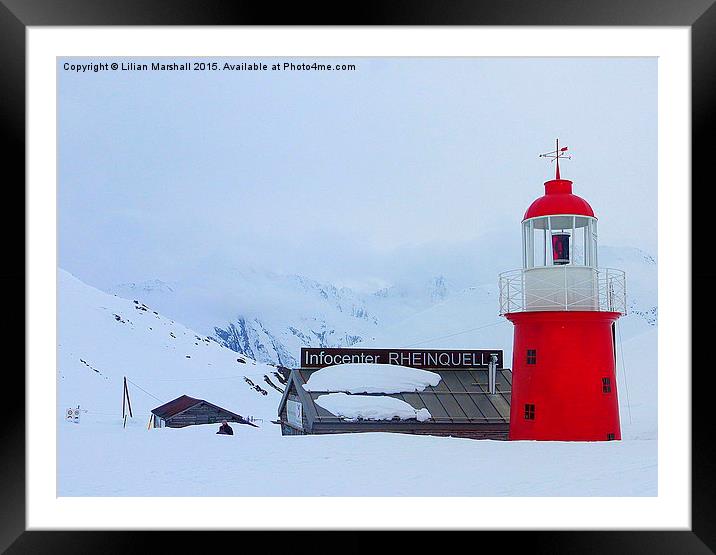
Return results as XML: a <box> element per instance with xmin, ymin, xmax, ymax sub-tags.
<box><xmin>3</xmin><ymin>0</ymin><xmax>710</xmax><ymax>552</ymax></box>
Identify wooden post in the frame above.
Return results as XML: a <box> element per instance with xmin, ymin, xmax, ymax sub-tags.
<box><xmin>123</xmin><ymin>377</ymin><xmax>133</xmax><ymax>418</ymax></box>
<box><xmin>122</xmin><ymin>377</ymin><xmax>134</xmax><ymax>428</ymax></box>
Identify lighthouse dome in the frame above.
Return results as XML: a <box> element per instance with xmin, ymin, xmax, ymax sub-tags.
<box><xmin>523</xmin><ymin>179</ymin><xmax>595</xmax><ymax>221</ymax></box>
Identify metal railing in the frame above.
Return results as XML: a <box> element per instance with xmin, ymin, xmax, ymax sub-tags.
<box><xmin>499</xmin><ymin>266</ymin><xmax>626</xmax><ymax>315</ymax></box>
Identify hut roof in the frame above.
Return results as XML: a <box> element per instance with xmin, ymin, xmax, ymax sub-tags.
<box><xmin>151</xmin><ymin>395</ymin><xmax>203</xmax><ymax>419</ymax></box>
<box><xmin>151</xmin><ymin>395</ymin><xmax>254</xmax><ymax>426</ymax></box>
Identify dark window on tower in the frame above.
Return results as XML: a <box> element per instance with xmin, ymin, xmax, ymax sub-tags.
<box><xmin>526</xmin><ymin>349</ymin><xmax>537</xmax><ymax>365</ymax></box>
<box><xmin>602</xmin><ymin>377</ymin><xmax>612</xmax><ymax>393</ymax></box>
<box><xmin>607</xmin><ymin>433</ymin><xmax>616</xmax><ymax>441</ymax></box>
<box><xmin>524</xmin><ymin>403</ymin><xmax>535</xmax><ymax>420</ymax></box>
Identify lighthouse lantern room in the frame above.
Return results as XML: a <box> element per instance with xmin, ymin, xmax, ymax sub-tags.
<box><xmin>499</xmin><ymin>140</ymin><xmax>627</xmax><ymax>441</ymax></box>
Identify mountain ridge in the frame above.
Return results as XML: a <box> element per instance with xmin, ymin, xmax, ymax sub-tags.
<box><xmin>107</xmin><ymin>244</ymin><xmax>657</xmax><ymax>367</ymax></box>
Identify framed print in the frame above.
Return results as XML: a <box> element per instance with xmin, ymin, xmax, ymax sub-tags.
<box><xmin>3</xmin><ymin>0</ymin><xmax>711</xmax><ymax>552</ymax></box>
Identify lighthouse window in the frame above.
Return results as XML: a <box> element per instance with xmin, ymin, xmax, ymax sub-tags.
<box><xmin>526</xmin><ymin>349</ymin><xmax>537</xmax><ymax>365</ymax></box>
<box><xmin>602</xmin><ymin>377</ymin><xmax>612</xmax><ymax>393</ymax></box>
<box><xmin>524</xmin><ymin>404</ymin><xmax>535</xmax><ymax>420</ymax></box>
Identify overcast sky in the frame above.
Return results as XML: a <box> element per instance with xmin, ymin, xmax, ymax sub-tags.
<box><xmin>58</xmin><ymin>57</ymin><xmax>656</xmax><ymax>289</ymax></box>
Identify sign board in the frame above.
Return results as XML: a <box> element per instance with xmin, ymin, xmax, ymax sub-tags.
<box><xmin>287</xmin><ymin>399</ymin><xmax>303</xmax><ymax>430</ymax></box>
<box><xmin>300</xmin><ymin>348</ymin><xmax>503</xmax><ymax>370</ymax></box>
<box><xmin>66</xmin><ymin>406</ymin><xmax>81</xmax><ymax>424</ymax></box>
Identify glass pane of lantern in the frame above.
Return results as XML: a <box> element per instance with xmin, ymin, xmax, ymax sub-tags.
<box><xmin>534</xmin><ymin>223</ymin><xmax>546</xmax><ymax>266</ymax></box>
<box><xmin>574</xmin><ymin>217</ymin><xmax>589</xmax><ymax>229</ymax></box>
<box><xmin>550</xmin><ymin>215</ymin><xmax>573</xmax><ymax>230</ymax></box>
<box><xmin>591</xmin><ymin>220</ymin><xmax>599</xmax><ymax>267</ymax></box>
<box><xmin>532</xmin><ymin>216</ymin><xmax>550</xmax><ymax>230</ymax></box>
<box><xmin>573</xmin><ymin>217</ymin><xmax>588</xmax><ymax>265</ymax></box>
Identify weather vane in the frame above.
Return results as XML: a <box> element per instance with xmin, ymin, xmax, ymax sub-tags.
<box><xmin>539</xmin><ymin>138</ymin><xmax>571</xmax><ymax>180</ymax></box>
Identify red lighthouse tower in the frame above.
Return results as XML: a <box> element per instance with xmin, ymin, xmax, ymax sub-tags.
<box><xmin>499</xmin><ymin>141</ymin><xmax>627</xmax><ymax>441</ymax></box>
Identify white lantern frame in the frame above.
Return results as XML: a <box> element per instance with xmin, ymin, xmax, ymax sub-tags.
<box><xmin>522</xmin><ymin>214</ymin><xmax>598</xmax><ymax>269</ymax></box>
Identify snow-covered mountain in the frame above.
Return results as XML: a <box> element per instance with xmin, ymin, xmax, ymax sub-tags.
<box><xmin>110</xmin><ymin>269</ymin><xmax>458</xmax><ymax>367</ymax></box>
<box><xmin>108</xmin><ymin>244</ymin><xmax>657</xmax><ymax>369</ymax></box>
<box><xmin>58</xmin><ymin>269</ymin><xmax>283</xmax><ymax>427</ymax></box>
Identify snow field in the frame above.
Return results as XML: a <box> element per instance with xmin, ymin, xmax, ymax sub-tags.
<box><xmin>59</xmin><ymin>421</ymin><xmax>656</xmax><ymax>496</ymax></box>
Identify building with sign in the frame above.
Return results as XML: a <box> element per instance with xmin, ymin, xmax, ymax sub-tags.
<box><xmin>277</xmin><ymin>348</ymin><xmax>512</xmax><ymax>439</ymax></box>
<box><xmin>498</xmin><ymin>141</ymin><xmax>627</xmax><ymax>441</ymax></box>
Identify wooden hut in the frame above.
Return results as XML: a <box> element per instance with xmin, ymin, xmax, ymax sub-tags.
<box><xmin>151</xmin><ymin>395</ymin><xmax>256</xmax><ymax>429</ymax></box>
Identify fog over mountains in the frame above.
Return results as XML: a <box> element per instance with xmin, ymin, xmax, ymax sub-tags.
<box><xmin>108</xmin><ymin>241</ymin><xmax>657</xmax><ymax>369</ymax></box>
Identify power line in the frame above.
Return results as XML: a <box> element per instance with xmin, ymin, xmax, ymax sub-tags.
<box><xmin>365</xmin><ymin>287</ymin><xmax>480</xmax><ymax>341</ymax></box>
<box><xmin>402</xmin><ymin>320</ymin><xmax>509</xmax><ymax>348</ymax></box>
<box><xmin>126</xmin><ymin>378</ymin><xmax>164</xmax><ymax>402</ymax></box>
<box><xmin>137</xmin><ymin>375</ymin><xmax>247</xmax><ymax>382</ymax></box>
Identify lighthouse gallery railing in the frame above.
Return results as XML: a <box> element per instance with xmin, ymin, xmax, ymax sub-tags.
<box><xmin>498</xmin><ymin>267</ymin><xmax>626</xmax><ymax>315</ymax></box>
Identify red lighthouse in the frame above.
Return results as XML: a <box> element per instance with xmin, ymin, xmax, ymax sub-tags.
<box><xmin>499</xmin><ymin>141</ymin><xmax>627</xmax><ymax>441</ymax></box>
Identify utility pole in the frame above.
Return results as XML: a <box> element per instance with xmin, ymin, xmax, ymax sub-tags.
<box><xmin>122</xmin><ymin>377</ymin><xmax>133</xmax><ymax>428</ymax></box>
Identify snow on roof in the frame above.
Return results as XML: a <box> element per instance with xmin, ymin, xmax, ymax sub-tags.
<box><xmin>302</xmin><ymin>363</ymin><xmax>441</xmax><ymax>394</ymax></box>
<box><xmin>315</xmin><ymin>393</ymin><xmax>431</xmax><ymax>422</ymax></box>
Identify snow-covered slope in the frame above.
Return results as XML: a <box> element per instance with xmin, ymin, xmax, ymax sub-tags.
<box><xmin>58</xmin><ymin>269</ymin><xmax>283</xmax><ymax>427</ymax></box>
<box><xmin>111</xmin><ymin>271</ymin><xmax>380</xmax><ymax>368</ymax></box>
<box><xmin>110</xmin><ymin>269</ymin><xmax>455</xmax><ymax>367</ymax></box>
